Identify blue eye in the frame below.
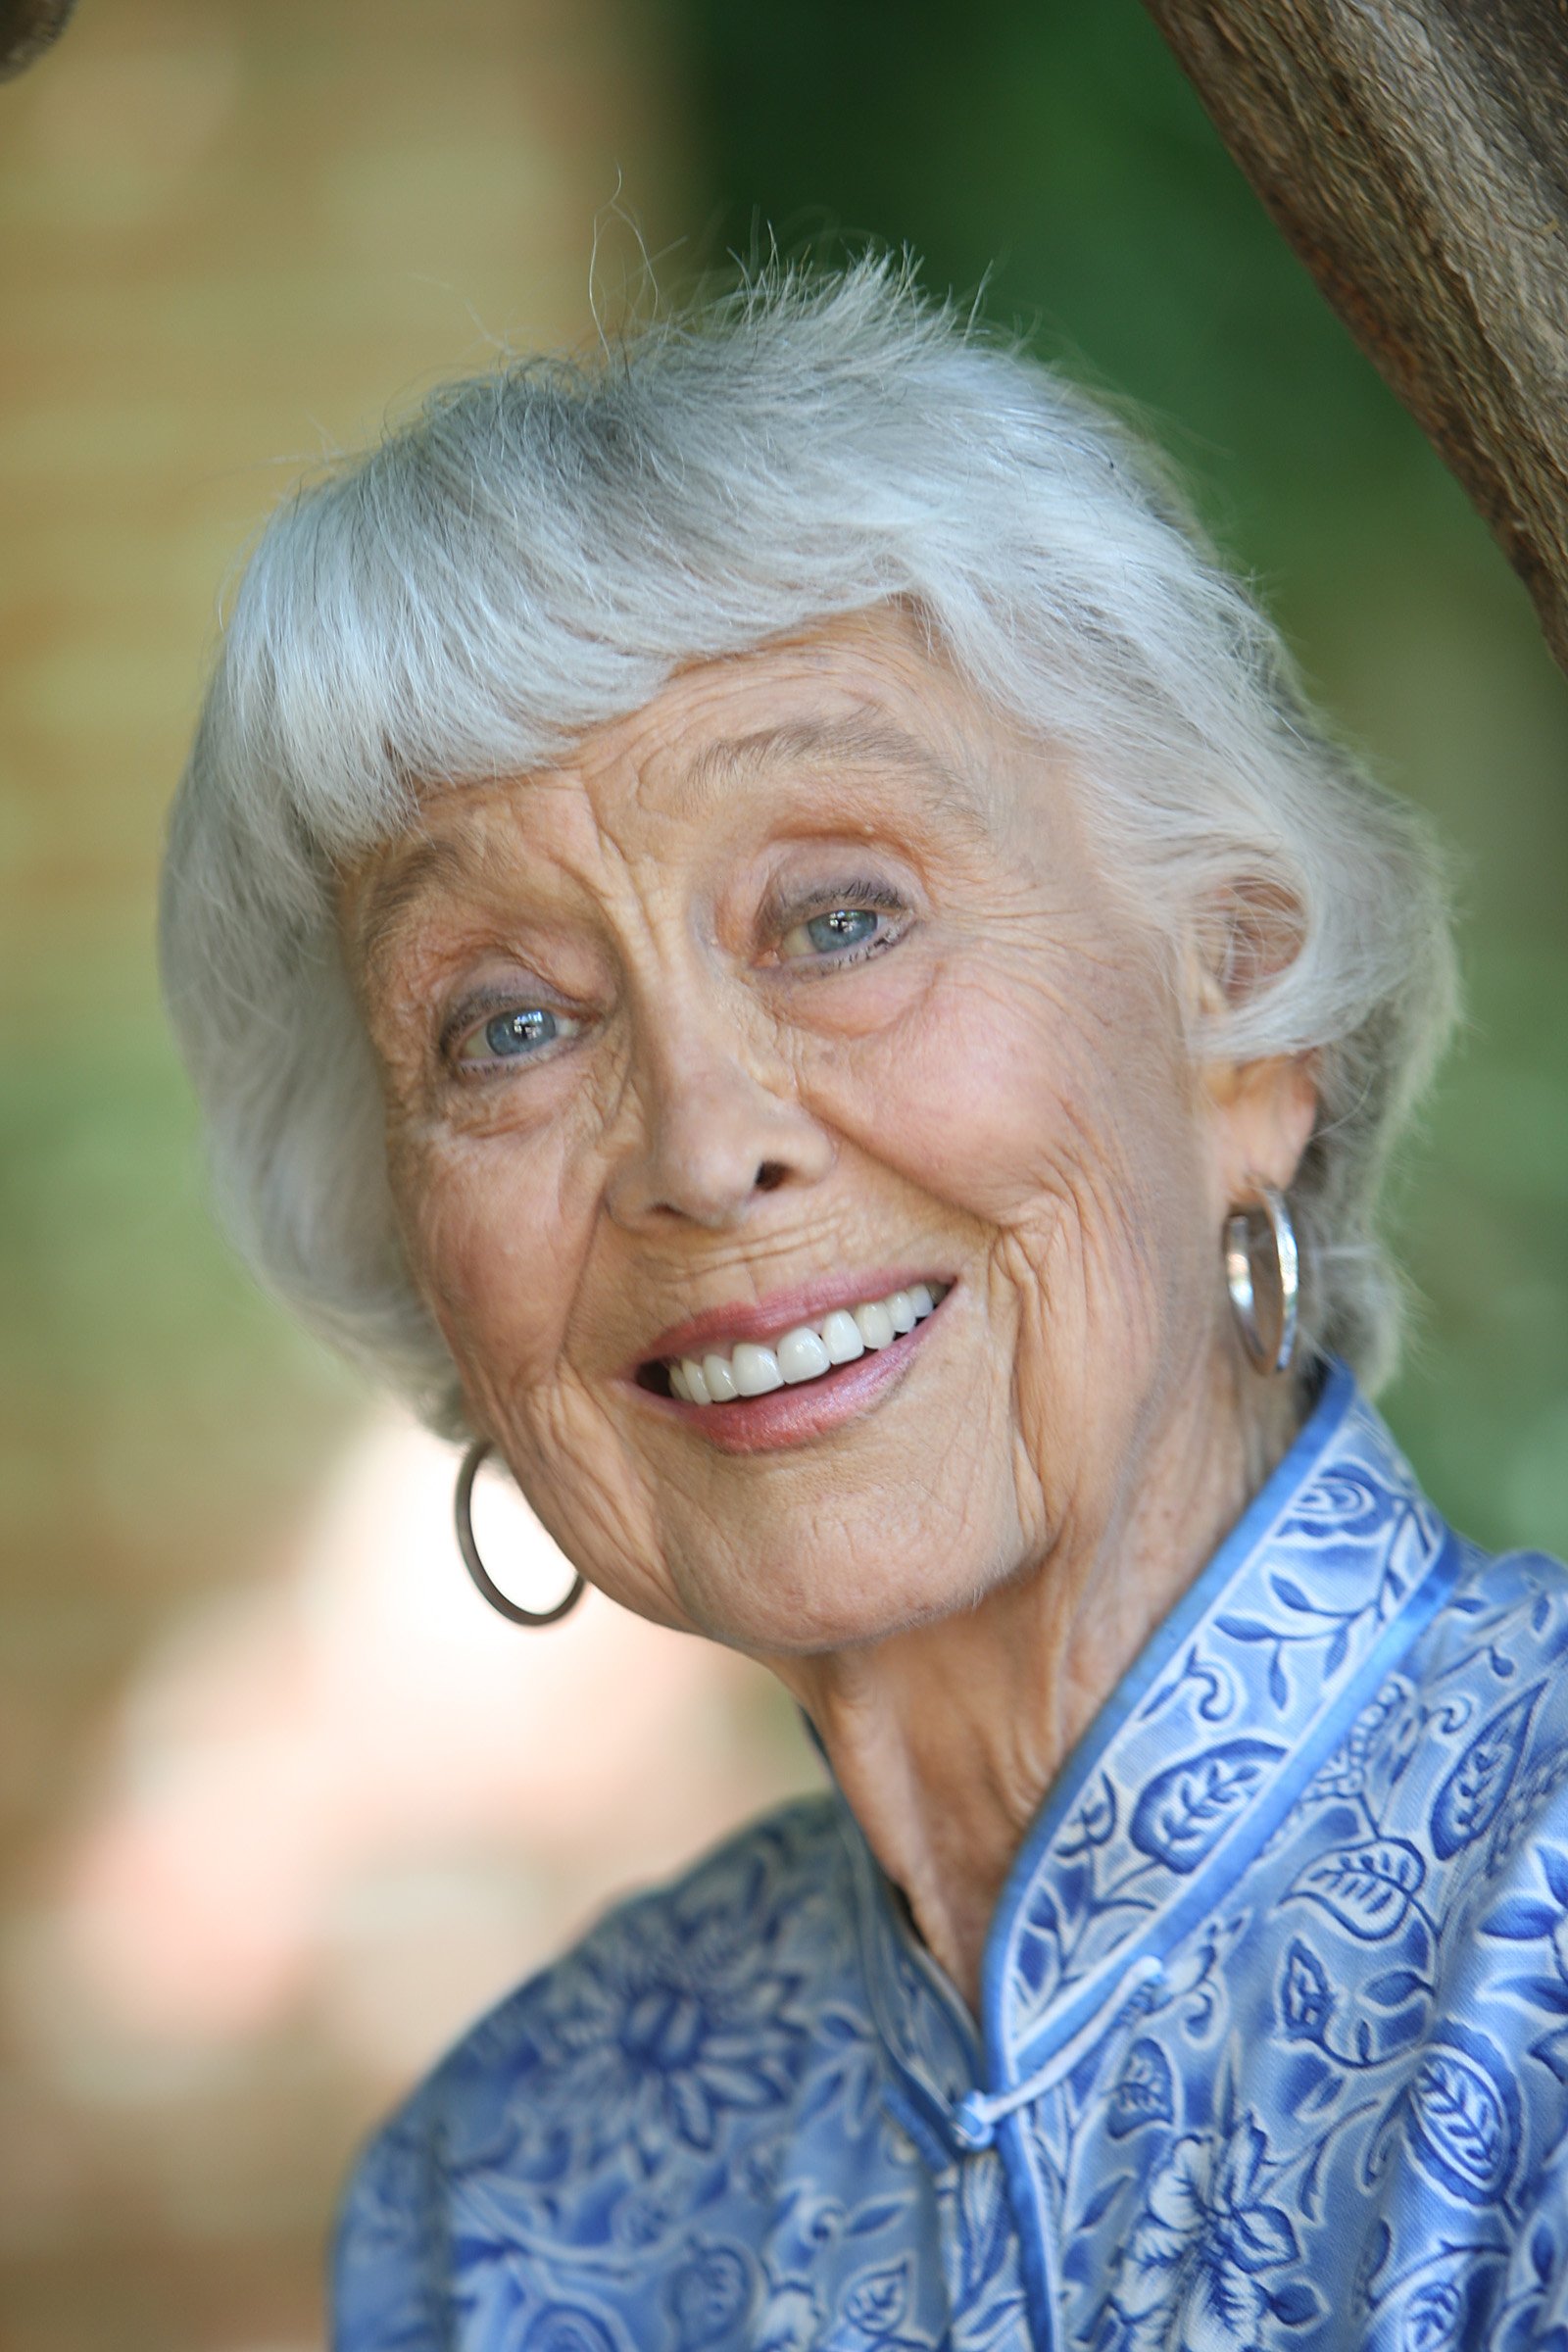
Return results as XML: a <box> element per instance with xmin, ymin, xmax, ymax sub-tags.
<box><xmin>486</xmin><ymin>1008</ymin><xmax>556</xmax><ymax>1054</ymax></box>
<box><xmin>452</xmin><ymin>1004</ymin><xmax>577</xmax><ymax>1069</ymax></box>
<box><xmin>808</xmin><ymin>908</ymin><xmax>877</xmax><ymax>952</ymax></box>
<box><xmin>778</xmin><ymin>904</ymin><xmax>898</xmax><ymax>962</ymax></box>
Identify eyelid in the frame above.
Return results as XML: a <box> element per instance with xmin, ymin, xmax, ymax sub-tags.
<box><xmin>761</xmin><ymin>870</ymin><xmax>906</xmax><ymax>921</ymax></box>
<box><xmin>439</xmin><ymin>965</ymin><xmax>566</xmax><ymax>1033</ymax></box>
<box><xmin>760</xmin><ymin>871</ymin><xmax>911</xmax><ymax>936</ymax></box>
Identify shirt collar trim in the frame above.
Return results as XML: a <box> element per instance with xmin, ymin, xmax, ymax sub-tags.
<box><xmin>979</xmin><ymin>1359</ymin><xmax>1355</xmax><ymax>2041</ymax></box>
<box><xmin>839</xmin><ymin>1364</ymin><xmax>1455</xmax><ymax>2135</ymax></box>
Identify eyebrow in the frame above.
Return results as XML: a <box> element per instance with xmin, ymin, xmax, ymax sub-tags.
<box><xmin>678</xmin><ymin>715</ymin><xmax>995</xmax><ymax>840</ymax></box>
<box><xmin>351</xmin><ymin>832</ymin><xmax>484</xmax><ymax>994</ymax></box>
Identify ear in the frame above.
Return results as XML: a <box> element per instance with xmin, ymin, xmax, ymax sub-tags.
<box><xmin>1187</xmin><ymin>876</ymin><xmax>1317</xmax><ymax>1211</ymax></box>
<box><xmin>1201</xmin><ymin>1050</ymin><xmax>1318</xmax><ymax>1213</ymax></box>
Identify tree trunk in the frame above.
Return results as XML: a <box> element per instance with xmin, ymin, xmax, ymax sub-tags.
<box><xmin>1142</xmin><ymin>0</ymin><xmax>1568</xmax><ymax>678</ymax></box>
<box><xmin>0</xmin><ymin>0</ymin><xmax>74</xmax><ymax>79</ymax></box>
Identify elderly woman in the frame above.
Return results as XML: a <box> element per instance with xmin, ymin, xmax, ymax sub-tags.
<box><xmin>162</xmin><ymin>265</ymin><xmax>1568</xmax><ymax>2352</ymax></box>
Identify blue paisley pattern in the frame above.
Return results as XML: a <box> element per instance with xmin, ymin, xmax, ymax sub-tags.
<box><xmin>335</xmin><ymin>1367</ymin><xmax>1568</xmax><ymax>2350</ymax></box>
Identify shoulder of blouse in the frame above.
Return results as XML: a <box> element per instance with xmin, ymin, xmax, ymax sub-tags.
<box><xmin>329</xmin><ymin>1790</ymin><xmax>851</xmax><ymax>2329</ymax></box>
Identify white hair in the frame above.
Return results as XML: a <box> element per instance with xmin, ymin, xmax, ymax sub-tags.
<box><xmin>160</xmin><ymin>258</ymin><xmax>1456</xmax><ymax>1431</ymax></box>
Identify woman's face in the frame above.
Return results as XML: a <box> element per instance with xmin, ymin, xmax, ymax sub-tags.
<box><xmin>342</xmin><ymin>610</ymin><xmax>1308</xmax><ymax>1657</ymax></box>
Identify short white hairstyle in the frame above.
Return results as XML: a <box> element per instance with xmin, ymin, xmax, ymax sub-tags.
<box><xmin>160</xmin><ymin>258</ymin><xmax>1456</xmax><ymax>1431</ymax></box>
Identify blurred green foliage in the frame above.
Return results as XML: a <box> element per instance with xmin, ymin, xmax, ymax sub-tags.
<box><xmin>672</xmin><ymin>0</ymin><xmax>1568</xmax><ymax>1551</ymax></box>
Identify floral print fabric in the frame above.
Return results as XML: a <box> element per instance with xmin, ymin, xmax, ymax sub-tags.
<box><xmin>335</xmin><ymin>1368</ymin><xmax>1568</xmax><ymax>2350</ymax></box>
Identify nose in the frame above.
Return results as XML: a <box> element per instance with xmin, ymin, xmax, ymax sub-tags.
<box><xmin>604</xmin><ymin>1009</ymin><xmax>835</xmax><ymax>1232</ymax></box>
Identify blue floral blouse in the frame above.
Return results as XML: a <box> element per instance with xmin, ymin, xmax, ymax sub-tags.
<box><xmin>335</xmin><ymin>1366</ymin><xmax>1568</xmax><ymax>2351</ymax></box>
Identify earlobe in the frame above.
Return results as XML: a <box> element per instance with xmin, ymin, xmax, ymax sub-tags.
<box><xmin>1208</xmin><ymin>1055</ymin><xmax>1314</xmax><ymax>1379</ymax></box>
<box><xmin>1205</xmin><ymin>1049</ymin><xmax>1319</xmax><ymax>1201</ymax></box>
<box><xmin>1189</xmin><ymin>878</ymin><xmax>1317</xmax><ymax>1196</ymax></box>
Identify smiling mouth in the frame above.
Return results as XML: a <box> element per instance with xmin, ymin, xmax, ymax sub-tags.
<box><xmin>639</xmin><ymin>1281</ymin><xmax>951</xmax><ymax>1408</ymax></box>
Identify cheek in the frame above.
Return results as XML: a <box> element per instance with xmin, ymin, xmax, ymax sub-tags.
<box><xmin>390</xmin><ymin>1127</ymin><xmax>582</xmax><ymax>1396</ymax></box>
<box><xmin>391</xmin><ymin>1129</ymin><xmax>690</xmax><ymax>1632</ymax></box>
<box><xmin>819</xmin><ymin>948</ymin><xmax>1200</xmax><ymax>1237</ymax></box>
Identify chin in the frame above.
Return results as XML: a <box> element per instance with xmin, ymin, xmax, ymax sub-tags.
<box><xmin>675</xmin><ymin>1519</ymin><xmax>1014</xmax><ymax>1659</ymax></box>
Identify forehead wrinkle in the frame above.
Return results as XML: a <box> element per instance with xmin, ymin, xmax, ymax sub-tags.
<box><xmin>351</xmin><ymin>780</ymin><xmax>637</xmax><ymax>1004</ymax></box>
<box><xmin>670</xmin><ymin>716</ymin><xmax>996</xmax><ymax>845</ymax></box>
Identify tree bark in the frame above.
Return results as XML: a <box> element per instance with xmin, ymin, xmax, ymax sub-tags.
<box><xmin>1142</xmin><ymin>0</ymin><xmax>1568</xmax><ymax>677</ymax></box>
<box><xmin>0</xmin><ymin>0</ymin><xmax>74</xmax><ymax>80</ymax></box>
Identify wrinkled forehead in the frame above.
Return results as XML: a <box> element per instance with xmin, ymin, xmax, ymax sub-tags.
<box><xmin>441</xmin><ymin>606</ymin><xmax>1012</xmax><ymax>824</ymax></box>
<box><xmin>339</xmin><ymin>611</ymin><xmax>1046</xmax><ymax>961</ymax></box>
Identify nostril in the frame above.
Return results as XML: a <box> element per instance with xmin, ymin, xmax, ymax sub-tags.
<box><xmin>754</xmin><ymin>1160</ymin><xmax>787</xmax><ymax>1193</ymax></box>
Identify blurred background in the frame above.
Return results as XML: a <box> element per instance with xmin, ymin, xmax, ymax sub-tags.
<box><xmin>2</xmin><ymin>3</ymin><xmax>1565</xmax><ymax>2346</ymax></box>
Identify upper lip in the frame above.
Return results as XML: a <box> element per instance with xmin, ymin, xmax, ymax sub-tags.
<box><xmin>632</xmin><ymin>1268</ymin><xmax>953</xmax><ymax>1372</ymax></box>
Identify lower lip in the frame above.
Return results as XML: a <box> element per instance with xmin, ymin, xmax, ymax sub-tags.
<box><xmin>633</xmin><ymin>1296</ymin><xmax>950</xmax><ymax>1455</ymax></box>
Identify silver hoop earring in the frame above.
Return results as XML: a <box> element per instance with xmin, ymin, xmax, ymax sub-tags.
<box><xmin>454</xmin><ymin>1441</ymin><xmax>587</xmax><ymax>1627</ymax></box>
<box><xmin>1224</xmin><ymin>1183</ymin><xmax>1299</xmax><ymax>1376</ymax></box>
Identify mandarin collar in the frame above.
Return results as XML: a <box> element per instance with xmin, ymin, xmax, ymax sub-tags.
<box><xmin>834</xmin><ymin>1363</ymin><xmax>1461</xmax><ymax>2154</ymax></box>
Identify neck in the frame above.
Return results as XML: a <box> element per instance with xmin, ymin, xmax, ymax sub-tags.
<box><xmin>769</xmin><ymin>1359</ymin><xmax>1302</xmax><ymax>2014</ymax></box>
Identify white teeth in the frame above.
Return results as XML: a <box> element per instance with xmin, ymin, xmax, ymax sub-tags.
<box><xmin>853</xmin><ymin>1299</ymin><xmax>897</xmax><ymax>1350</ymax></box>
<box><xmin>777</xmin><ymin>1325</ymin><xmax>832</xmax><ymax>1385</ymax></box>
<box><xmin>663</xmin><ymin>1282</ymin><xmax>948</xmax><ymax>1406</ymax></box>
<box><xmin>731</xmin><ymin>1342</ymin><xmax>784</xmax><ymax>1396</ymax></box>
<box><xmin>820</xmin><ymin>1309</ymin><xmax>866</xmax><ymax>1365</ymax></box>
